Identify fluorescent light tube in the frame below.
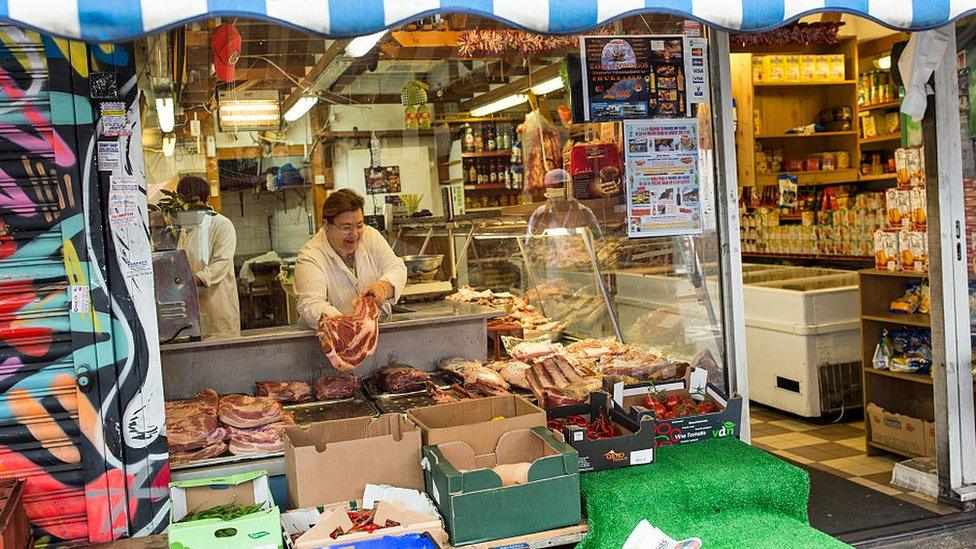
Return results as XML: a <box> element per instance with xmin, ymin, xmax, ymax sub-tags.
<box><xmin>156</xmin><ymin>96</ymin><xmax>175</xmax><ymax>133</ymax></box>
<box><xmin>470</xmin><ymin>94</ymin><xmax>528</xmax><ymax>117</ymax></box>
<box><xmin>345</xmin><ymin>30</ymin><xmax>387</xmax><ymax>58</ymax></box>
<box><xmin>530</xmin><ymin>77</ymin><xmax>564</xmax><ymax>96</ymax></box>
<box><xmin>284</xmin><ymin>96</ymin><xmax>318</xmax><ymax>122</ymax></box>
<box><xmin>162</xmin><ymin>136</ymin><xmax>176</xmax><ymax>157</ymax></box>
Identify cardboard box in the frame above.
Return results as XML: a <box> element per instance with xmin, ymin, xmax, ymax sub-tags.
<box><xmin>284</xmin><ymin>501</ymin><xmax>447</xmax><ymax>549</ymax></box>
<box><xmin>923</xmin><ymin>420</ymin><xmax>936</xmax><ymax>458</ymax></box>
<box><xmin>422</xmin><ymin>427</ymin><xmax>581</xmax><ymax>545</ymax></box>
<box><xmin>285</xmin><ymin>414</ymin><xmax>423</xmax><ymax>508</ymax></box>
<box><xmin>547</xmin><ymin>392</ymin><xmax>655</xmax><ymax>472</ymax></box>
<box><xmin>867</xmin><ymin>403</ymin><xmax>926</xmax><ymax>456</ymax></box>
<box><xmin>408</xmin><ymin>395</ymin><xmax>546</xmax><ymax>454</ymax></box>
<box><xmin>168</xmin><ymin>470</ymin><xmax>282</xmax><ymax>549</ymax></box>
<box><xmin>609</xmin><ymin>367</ymin><xmax>743</xmax><ymax>447</ymax></box>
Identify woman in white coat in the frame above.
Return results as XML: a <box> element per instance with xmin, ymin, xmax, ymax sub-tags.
<box><xmin>176</xmin><ymin>176</ymin><xmax>241</xmax><ymax>339</ymax></box>
<box><xmin>294</xmin><ymin>189</ymin><xmax>407</xmax><ymax>328</ymax></box>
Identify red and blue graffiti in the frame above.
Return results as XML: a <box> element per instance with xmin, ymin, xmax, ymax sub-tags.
<box><xmin>0</xmin><ymin>27</ymin><xmax>168</xmax><ymax>545</ymax></box>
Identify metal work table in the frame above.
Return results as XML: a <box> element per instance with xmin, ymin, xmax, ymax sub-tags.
<box><xmin>159</xmin><ymin>301</ymin><xmax>502</xmax><ymax>399</ymax></box>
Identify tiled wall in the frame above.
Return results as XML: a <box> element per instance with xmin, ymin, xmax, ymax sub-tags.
<box><xmin>220</xmin><ymin>188</ymin><xmax>316</xmax><ymax>260</ymax></box>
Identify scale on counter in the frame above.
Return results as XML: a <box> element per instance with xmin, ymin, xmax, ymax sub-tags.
<box><xmin>400</xmin><ymin>254</ymin><xmax>453</xmax><ymax>302</ymax></box>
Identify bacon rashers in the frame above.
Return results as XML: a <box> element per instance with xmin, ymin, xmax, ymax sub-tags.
<box><xmin>317</xmin><ymin>296</ymin><xmax>380</xmax><ymax>372</ymax></box>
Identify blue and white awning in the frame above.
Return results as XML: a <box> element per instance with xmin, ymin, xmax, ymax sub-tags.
<box><xmin>2</xmin><ymin>0</ymin><xmax>975</xmax><ymax>42</ymax></box>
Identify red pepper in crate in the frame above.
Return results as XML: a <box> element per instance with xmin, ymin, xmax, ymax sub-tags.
<box><xmin>585</xmin><ymin>411</ymin><xmax>621</xmax><ymax>440</ymax></box>
<box><xmin>547</xmin><ymin>415</ymin><xmax>589</xmax><ymax>433</ymax></box>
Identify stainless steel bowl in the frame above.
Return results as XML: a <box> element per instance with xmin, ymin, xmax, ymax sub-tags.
<box><xmin>401</xmin><ymin>254</ymin><xmax>444</xmax><ymax>282</ymax></box>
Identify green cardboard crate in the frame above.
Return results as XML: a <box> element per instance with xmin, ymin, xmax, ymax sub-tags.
<box><xmin>168</xmin><ymin>470</ymin><xmax>283</xmax><ymax>549</ymax></box>
<box><xmin>422</xmin><ymin>426</ymin><xmax>581</xmax><ymax>545</ymax></box>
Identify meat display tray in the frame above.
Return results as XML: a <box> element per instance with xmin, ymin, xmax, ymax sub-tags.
<box><xmin>171</xmin><ymin>449</ymin><xmax>284</xmax><ymax>471</ymax></box>
<box><xmin>285</xmin><ymin>394</ymin><xmax>378</xmax><ymax>424</ymax></box>
<box><xmin>375</xmin><ymin>389</ymin><xmax>466</xmax><ymax>414</ymax></box>
<box><xmin>363</xmin><ymin>371</ymin><xmax>452</xmax><ymax>399</ymax></box>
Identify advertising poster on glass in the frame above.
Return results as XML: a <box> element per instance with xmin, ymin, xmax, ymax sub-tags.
<box><xmin>364</xmin><ymin>166</ymin><xmax>402</xmax><ymax>194</ymax></box>
<box><xmin>579</xmin><ymin>35</ymin><xmax>708</xmax><ymax>122</ymax></box>
<box><xmin>623</xmin><ymin>119</ymin><xmax>702</xmax><ymax>238</ymax></box>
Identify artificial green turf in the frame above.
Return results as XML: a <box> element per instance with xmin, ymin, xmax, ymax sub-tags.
<box><xmin>577</xmin><ymin>437</ymin><xmax>850</xmax><ymax>549</ymax></box>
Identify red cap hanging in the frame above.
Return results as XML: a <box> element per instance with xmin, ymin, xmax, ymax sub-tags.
<box><xmin>211</xmin><ymin>23</ymin><xmax>242</xmax><ymax>82</ymax></box>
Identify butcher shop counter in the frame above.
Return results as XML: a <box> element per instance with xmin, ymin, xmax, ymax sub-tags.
<box><xmin>159</xmin><ymin>300</ymin><xmax>503</xmax><ymax>399</ymax></box>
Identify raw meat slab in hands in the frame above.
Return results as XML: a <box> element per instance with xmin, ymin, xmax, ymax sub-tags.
<box><xmin>317</xmin><ymin>296</ymin><xmax>380</xmax><ymax>372</ymax></box>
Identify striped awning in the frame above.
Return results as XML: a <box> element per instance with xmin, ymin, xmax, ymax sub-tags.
<box><xmin>2</xmin><ymin>0</ymin><xmax>976</xmax><ymax>43</ymax></box>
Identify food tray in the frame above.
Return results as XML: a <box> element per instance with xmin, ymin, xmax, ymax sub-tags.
<box><xmin>171</xmin><ymin>449</ymin><xmax>285</xmax><ymax>471</ymax></box>
<box><xmin>363</xmin><ymin>370</ymin><xmax>451</xmax><ymax>399</ymax></box>
<box><xmin>285</xmin><ymin>393</ymin><xmax>379</xmax><ymax>424</ymax></box>
<box><xmin>374</xmin><ymin>389</ymin><xmax>464</xmax><ymax>414</ymax></box>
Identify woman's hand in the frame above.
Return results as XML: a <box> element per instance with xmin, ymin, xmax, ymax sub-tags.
<box><xmin>362</xmin><ymin>280</ymin><xmax>394</xmax><ymax>302</ymax></box>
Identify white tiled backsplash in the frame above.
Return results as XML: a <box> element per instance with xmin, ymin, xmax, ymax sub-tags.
<box><xmin>221</xmin><ymin>188</ymin><xmax>316</xmax><ymax>259</ymax></box>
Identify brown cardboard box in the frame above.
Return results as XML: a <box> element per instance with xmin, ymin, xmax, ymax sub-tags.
<box><xmin>867</xmin><ymin>403</ymin><xmax>925</xmax><ymax>456</ymax></box>
<box><xmin>924</xmin><ymin>420</ymin><xmax>936</xmax><ymax>458</ymax></box>
<box><xmin>284</xmin><ymin>414</ymin><xmax>423</xmax><ymax>508</ymax></box>
<box><xmin>408</xmin><ymin>395</ymin><xmax>546</xmax><ymax>456</ymax></box>
<box><xmin>290</xmin><ymin>501</ymin><xmax>446</xmax><ymax>549</ymax></box>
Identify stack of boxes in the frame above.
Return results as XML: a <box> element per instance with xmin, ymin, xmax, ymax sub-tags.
<box><xmin>874</xmin><ymin>147</ymin><xmax>928</xmax><ymax>272</ymax></box>
<box><xmin>752</xmin><ymin>54</ymin><xmax>846</xmax><ymax>84</ymax></box>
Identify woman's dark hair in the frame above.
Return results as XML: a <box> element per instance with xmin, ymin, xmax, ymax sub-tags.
<box><xmin>177</xmin><ymin>175</ymin><xmax>210</xmax><ymax>204</ymax></box>
<box><xmin>322</xmin><ymin>188</ymin><xmax>365</xmax><ymax>224</ymax></box>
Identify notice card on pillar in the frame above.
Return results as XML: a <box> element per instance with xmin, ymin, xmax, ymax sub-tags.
<box><xmin>97</xmin><ymin>141</ymin><xmax>120</xmax><ymax>171</ymax></box>
<box><xmin>623</xmin><ymin>119</ymin><xmax>702</xmax><ymax>238</ymax></box>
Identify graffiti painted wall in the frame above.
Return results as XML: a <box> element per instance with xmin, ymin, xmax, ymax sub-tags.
<box><xmin>0</xmin><ymin>27</ymin><xmax>168</xmax><ymax>545</ymax></box>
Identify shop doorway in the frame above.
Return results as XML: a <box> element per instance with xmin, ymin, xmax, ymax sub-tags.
<box><xmin>733</xmin><ymin>13</ymin><xmax>976</xmax><ymax>538</ymax></box>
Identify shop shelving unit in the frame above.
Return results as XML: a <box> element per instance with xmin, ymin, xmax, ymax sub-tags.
<box><xmin>731</xmin><ymin>38</ymin><xmax>861</xmax><ymax>189</ymax></box>
<box><xmin>859</xmin><ymin>268</ymin><xmax>933</xmax><ymax>459</ymax></box>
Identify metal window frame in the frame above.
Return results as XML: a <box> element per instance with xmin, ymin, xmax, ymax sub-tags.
<box><xmin>926</xmin><ymin>24</ymin><xmax>976</xmax><ymax>505</ymax></box>
<box><xmin>709</xmin><ymin>29</ymin><xmax>752</xmax><ymax>442</ymax></box>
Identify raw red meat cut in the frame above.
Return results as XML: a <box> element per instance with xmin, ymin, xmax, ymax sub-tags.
<box><xmin>373</xmin><ymin>365</ymin><xmax>431</xmax><ymax>394</ymax></box>
<box><xmin>317</xmin><ymin>296</ymin><xmax>379</xmax><ymax>372</ymax></box>
<box><xmin>171</xmin><ymin>441</ymin><xmax>228</xmax><ymax>464</ymax></box>
<box><xmin>313</xmin><ymin>375</ymin><xmax>359</xmax><ymax>401</ymax></box>
<box><xmin>167</xmin><ymin>414</ymin><xmax>227</xmax><ymax>453</ymax></box>
<box><xmin>255</xmin><ymin>381</ymin><xmax>313</xmax><ymax>403</ymax></box>
<box><xmin>165</xmin><ymin>389</ymin><xmax>219</xmax><ymax>420</ymax></box>
<box><xmin>218</xmin><ymin>394</ymin><xmax>285</xmax><ymax>429</ymax></box>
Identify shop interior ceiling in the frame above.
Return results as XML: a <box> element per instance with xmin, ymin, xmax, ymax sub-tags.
<box><xmin>139</xmin><ymin>14</ymin><xmax>688</xmax><ymax>149</ymax></box>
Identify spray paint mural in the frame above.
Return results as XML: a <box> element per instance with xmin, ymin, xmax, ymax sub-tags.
<box><xmin>0</xmin><ymin>27</ymin><xmax>168</xmax><ymax>545</ymax></box>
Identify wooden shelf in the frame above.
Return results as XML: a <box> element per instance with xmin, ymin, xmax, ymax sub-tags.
<box><xmin>860</xmin><ymin>268</ymin><xmax>929</xmax><ymax>278</ymax></box>
<box><xmin>464</xmin><ymin>183</ymin><xmax>516</xmax><ymax>191</ymax></box>
<box><xmin>859</xmin><ymin>173</ymin><xmax>898</xmax><ymax>182</ymax></box>
<box><xmin>860</xmin><ymin>134</ymin><xmax>901</xmax><ymax>145</ymax></box>
<box><xmin>755</xmin><ymin>168</ymin><xmax>860</xmax><ymax>187</ymax></box>
<box><xmin>756</xmin><ymin>131</ymin><xmax>857</xmax><ymax>139</ymax></box>
<box><xmin>466</xmin><ymin>207</ymin><xmax>503</xmax><ymax>212</ymax></box>
<box><xmin>859</xmin><ymin>100</ymin><xmax>901</xmax><ymax>112</ymax></box>
<box><xmin>320</xmin><ymin>128</ymin><xmax>443</xmax><ymax>140</ymax></box>
<box><xmin>867</xmin><ymin>440</ymin><xmax>925</xmax><ymax>459</ymax></box>
<box><xmin>864</xmin><ymin>367</ymin><xmax>933</xmax><ymax>385</ymax></box>
<box><xmin>754</xmin><ymin>80</ymin><xmax>857</xmax><ymax>87</ymax></box>
<box><xmin>742</xmin><ymin>252</ymin><xmax>872</xmax><ymax>262</ymax></box>
<box><xmin>462</xmin><ymin>150</ymin><xmax>513</xmax><ymax>158</ymax></box>
<box><xmin>862</xmin><ymin>312</ymin><xmax>931</xmax><ymax>327</ymax></box>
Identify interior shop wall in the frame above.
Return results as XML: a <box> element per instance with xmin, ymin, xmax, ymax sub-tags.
<box><xmin>221</xmin><ymin>188</ymin><xmax>316</xmax><ymax>259</ymax></box>
<box><xmin>333</xmin><ymin>140</ymin><xmax>441</xmax><ymax>216</ymax></box>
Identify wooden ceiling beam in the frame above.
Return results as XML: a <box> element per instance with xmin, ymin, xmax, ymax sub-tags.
<box><xmin>461</xmin><ymin>63</ymin><xmax>561</xmax><ymax>112</ymax></box>
<box><xmin>281</xmin><ymin>39</ymin><xmax>350</xmax><ymax>114</ymax></box>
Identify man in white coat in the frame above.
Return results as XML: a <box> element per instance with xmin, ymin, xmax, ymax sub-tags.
<box><xmin>176</xmin><ymin>176</ymin><xmax>241</xmax><ymax>339</ymax></box>
<box><xmin>295</xmin><ymin>189</ymin><xmax>406</xmax><ymax>328</ymax></box>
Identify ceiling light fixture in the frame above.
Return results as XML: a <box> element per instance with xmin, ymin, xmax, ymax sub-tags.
<box><xmin>530</xmin><ymin>77</ymin><xmax>564</xmax><ymax>96</ymax></box>
<box><xmin>283</xmin><ymin>96</ymin><xmax>318</xmax><ymax>122</ymax></box>
<box><xmin>217</xmin><ymin>90</ymin><xmax>281</xmax><ymax>131</ymax></box>
<box><xmin>155</xmin><ymin>95</ymin><xmax>175</xmax><ymax>133</ymax></box>
<box><xmin>876</xmin><ymin>55</ymin><xmax>892</xmax><ymax>70</ymax></box>
<box><xmin>345</xmin><ymin>30</ymin><xmax>387</xmax><ymax>58</ymax></box>
<box><xmin>469</xmin><ymin>94</ymin><xmax>529</xmax><ymax>117</ymax></box>
<box><xmin>162</xmin><ymin>135</ymin><xmax>176</xmax><ymax>157</ymax></box>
